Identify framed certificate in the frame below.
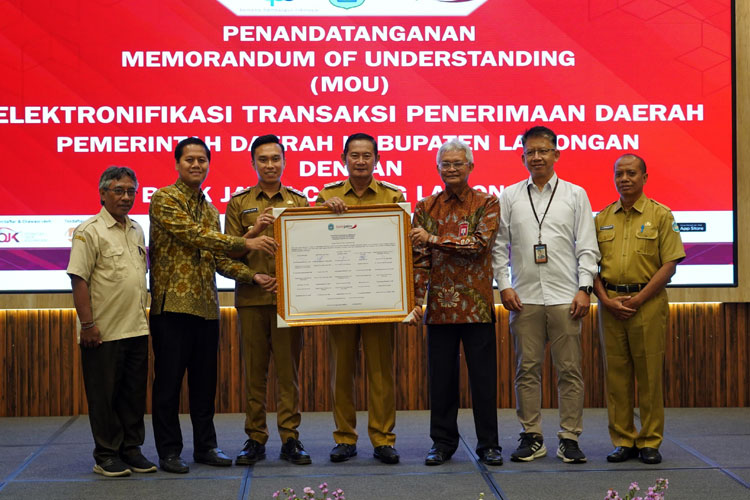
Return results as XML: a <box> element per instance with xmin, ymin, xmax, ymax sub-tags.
<box><xmin>274</xmin><ymin>203</ymin><xmax>415</xmax><ymax>327</ymax></box>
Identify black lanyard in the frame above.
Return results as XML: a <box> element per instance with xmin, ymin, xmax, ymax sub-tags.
<box><xmin>527</xmin><ymin>178</ymin><xmax>559</xmax><ymax>244</ymax></box>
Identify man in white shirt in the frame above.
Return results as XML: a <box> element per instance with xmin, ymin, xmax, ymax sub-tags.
<box><xmin>492</xmin><ymin>126</ymin><xmax>599</xmax><ymax>464</ymax></box>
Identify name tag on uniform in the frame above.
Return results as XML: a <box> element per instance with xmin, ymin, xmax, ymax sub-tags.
<box><xmin>599</xmin><ymin>224</ymin><xmax>614</xmax><ymax>230</ymax></box>
<box><xmin>534</xmin><ymin>243</ymin><xmax>548</xmax><ymax>264</ymax></box>
<box><xmin>242</xmin><ymin>208</ymin><xmax>258</xmax><ymax>214</ymax></box>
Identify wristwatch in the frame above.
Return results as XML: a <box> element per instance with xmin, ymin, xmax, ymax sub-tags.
<box><xmin>579</xmin><ymin>285</ymin><xmax>593</xmax><ymax>295</ymax></box>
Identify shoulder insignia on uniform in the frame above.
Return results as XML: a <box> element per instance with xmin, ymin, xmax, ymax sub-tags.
<box><xmin>377</xmin><ymin>180</ymin><xmax>401</xmax><ymax>191</ymax></box>
<box><xmin>77</xmin><ymin>218</ymin><xmax>97</xmax><ymax>232</ymax></box>
<box><xmin>323</xmin><ymin>180</ymin><xmax>345</xmax><ymax>188</ymax></box>
<box><xmin>650</xmin><ymin>199</ymin><xmax>672</xmax><ymax>211</ymax></box>
<box><xmin>230</xmin><ymin>186</ymin><xmax>253</xmax><ymax>198</ymax></box>
<box><xmin>672</xmin><ymin>221</ymin><xmax>681</xmax><ymax>233</ymax></box>
<box><xmin>74</xmin><ymin>234</ymin><xmax>86</xmax><ymax>243</ymax></box>
<box><xmin>607</xmin><ymin>200</ymin><xmax>619</xmax><ymax>209</ymax></box>
<box><xmin>286</xmin><ymin>186</ymin><xmax>306</xmax><ymax>197</ymax></box>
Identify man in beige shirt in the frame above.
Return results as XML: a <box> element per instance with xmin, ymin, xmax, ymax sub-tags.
<box><xmin>67</xmin><ymin>166</ymin><xmax>155</xmax><ymax>477</ymax></box>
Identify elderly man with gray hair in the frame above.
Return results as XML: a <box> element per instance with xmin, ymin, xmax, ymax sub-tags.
<box><xmin>67</xmin><ymin>166</ymin><xmax>155</xmax><ymax>477</ymax></box>
<box><xmin>410</xmin><ymin>139</ymin><xmax>503</xmax><ymax>466</ymax></box>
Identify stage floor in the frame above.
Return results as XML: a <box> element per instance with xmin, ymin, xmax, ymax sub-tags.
<box><xmin>1</xmin><ymin>408</ymin><xmax>748</xmax><ymax>499</ymax></box>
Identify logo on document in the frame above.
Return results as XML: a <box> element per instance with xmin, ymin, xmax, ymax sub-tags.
<box><xmin>266</xmin><ymin>0</ymin><xmax>293</xmax><ymax>6</ymax></box>
<box><xmin>328</xmin><ymin>223</ymin><xmax>335</xmax><ymax>231</ymax></box>
<box><xmin>329</xmin><ymin>0</ymin><xmax>365</xmax><ymax>9</ymax></box>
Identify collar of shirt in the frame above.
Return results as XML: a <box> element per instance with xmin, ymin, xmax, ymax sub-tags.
<box><xmin>614</xmin><ymin>193</ymin><xmax>648</xmax><ymax>214</ymax></box>
<box><xmin>250</xmin><ymin>184</ymin><xmax>284</xmax><ymax>201</ymax></box>
<box><xmin>98</xmin><ymin>205</ymin><xmax>133</xmax><ymax>231</ymax></box>
<box><xmin>175</xmin><ymin>177</ymin><xmax>205</xmax><ymax>203</ymax></box>
<box><xmin>525</xmin><ymin>172</ymin><xmax>559</xmax><ymax>192</ymax></box>
<box><xmin>342</xmin><ymin>177</ymin><xmax>378</xmax><ymax>196</ymax></box>
<box><xmin>439</xmin><ymin>183</ymin><xmax>472</xmax><ymax>203</ymax></box>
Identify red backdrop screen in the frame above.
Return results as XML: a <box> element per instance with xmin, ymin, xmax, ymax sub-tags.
<box><xmin>0</xmin><ymin>0</ymin><xmax>735</xmax><ymax>290</ymax></box>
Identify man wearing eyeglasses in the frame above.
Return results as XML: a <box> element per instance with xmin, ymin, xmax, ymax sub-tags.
<box><xmin>224</xmin><ymin>135</ymin><xmax>311</xmax><ymax>466</ymax></box>
<box><xmin>149</xmin><ymin>137</ymin><xmax>278</xmax><ymax>474</ymax></box>
<box><xmin>593</xmin><ymin>154</ymin><xmax>684</xmax><ymax>465</ymax></box>
<box><xmin>492</xmin><ymin>126</ymin><xmax>599</xmax><ymax>464</ymax></box>
<box><xmin>67</xmin><ymin>166</ymin><xmax>156</xmax><ymax>477</ymax></box>
<box><xmin>410</xmin><ymin>139</ymin><xmax>502</xmax><ymax>467</ymax></box>
<box><xmin>316</xmin><ymin>132</ymin><xmax>405</xmax><ymax>465</ymax></box>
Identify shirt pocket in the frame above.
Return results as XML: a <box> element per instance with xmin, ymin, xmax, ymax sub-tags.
<box><xmin>100</xmin><ymin>245</ymin><xmax>127</xmax><ymax>281</ymax></box>
<box><xmin>597</xmin><ymin>229</ymin><xmax>616</xmax><ymax>259</ymax></box>
<box><xmin>241</xmin><ymin>210</ymin><xmax>261</xmax><ymax>235</ymax></box>
<box><xmin>635</xmin><ymin>227</ymin><xmax>658</xmax><ymax>256</ymax></box>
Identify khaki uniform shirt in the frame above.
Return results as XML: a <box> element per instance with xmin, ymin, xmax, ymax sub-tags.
<box><xmin>225</xmin><ymin>184</ymin><xmax>309</xmax><ymax>307</ymax></box>
<box><xmin>596</xmin><ymin>193</ymin><xmax>685</xmax><ymax>284</ymax></box>
<box><xmin>67</xmin><ymin>207</ymin><xmax>149</xmax><ymax>343</ymax></box>
<box><xmin>316</xmin><ymin>178</ymin><xmax>405</xmax><ymax>206</ymax></box>
<box><xmin>149</xmin><ymin>178</ymin><xmax>255</xmax><ymax>320</ymax></box>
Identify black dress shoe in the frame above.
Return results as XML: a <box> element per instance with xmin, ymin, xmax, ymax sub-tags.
<box><xmin>280</xmin><ymin>438</ymin><xmax>312</xmax><ymax>465</ymax></box>
<box><xmin>159</xmin><ymin>454</ymin><xmax>189</xmax><ymax>474</ymax></box>
<box><xmin>606</xmin><ymin>446</ymin><xmax>639</xmax><ymax>463</ymax></box>
<box><xmin>236</xmin><ymin>439</ymin><xmax>266</xmax><ymax>466</ymax></box>
<box><xmin>330</xmin><ymin>443</ymin><xmax>357</xmax><ymax>463</ymax></box>
<box><xmin>478</xmin><ymin>447</ymin><xmax>503</xmax><ymax>466</ymax></box>
<box><xmin>425</xmin><ymin>447</ymin><xmax>451</xmax><ymax>466</ymax></box>
<box><xmin>373</xmin><ymin>445</ymin><xmax>400</xmax><ymax>464</ymax></box>
<box><xmin>194</xmin><ymin>448</ymin><xmax>232</xmax><ymax>467</ymax></box>
<box><xmin>640</xmin><ymin>447</ymin><xmax>662</xmax><ymax>464</ymax></box>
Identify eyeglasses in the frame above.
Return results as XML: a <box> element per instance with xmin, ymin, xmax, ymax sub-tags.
<box><xmin>104</xmin><ymin>187</ymin><xmax>137</xmax><ymax>197</ymax></box>
<box><xmin>523</xmin><ymin>148</ymin><xmax>556</xmax><ymax>157</ymax></box>
<box><xmin>439</xmin><ymin>161</ymin><xmax>470</xmax><ymax>171</ymax></box>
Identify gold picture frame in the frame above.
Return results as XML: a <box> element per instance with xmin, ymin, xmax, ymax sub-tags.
<box><xmin>274</xmin><ymin>203</ymin><xmax>415</xmax><ymax>327</ymax></box>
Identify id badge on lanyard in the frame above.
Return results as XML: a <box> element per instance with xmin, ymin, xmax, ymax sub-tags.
<box><xmin>527</xmin><ymin>179</ymin><xmax>558</xmax><ymax>265</ymax></box>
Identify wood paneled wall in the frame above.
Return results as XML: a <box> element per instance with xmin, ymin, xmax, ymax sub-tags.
<box><xmin>1</xmin><ymin>303</ymin><xmax>748</xmax><ymax>417</ymax></box>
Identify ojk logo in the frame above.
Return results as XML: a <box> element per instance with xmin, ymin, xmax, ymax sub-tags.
<box><xmin>0</xmin><ymin>227</ymin><xmax>20</xmax><ymax>243</ymax></box>
<box><xmin>266</xmin><ymin>0</ymin><xmax>293</xmax><ymax>6</ymax></box>
<box><xmin>330</xmin><ymin>0</ymin><xmax>365</xmax><ymax>9</ymax></box>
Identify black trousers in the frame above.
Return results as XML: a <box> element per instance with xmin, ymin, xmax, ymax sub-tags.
<box><xmin>427</xmin><ymin>323</ymin><xmax>499</xmax><ymax>454</ymax></box>
<box><xmin>150</xmin><ymin>312</ymin><xmax>220</xmax><ymax>458</ymax></box>
<box><xmin>81</xmin><ymin>335</ymin><xmax>148</xmax><ymax>464</ymax></box>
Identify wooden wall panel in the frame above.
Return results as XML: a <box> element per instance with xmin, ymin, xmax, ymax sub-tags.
<box><xmin>2</xmin><ymin>303</ymin><xmax>749</xmax><ymax>417</ymax></box>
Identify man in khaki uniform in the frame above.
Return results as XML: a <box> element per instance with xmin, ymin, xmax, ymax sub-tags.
<box><xmin>316</xmin><ymin>133</ymin><xmax>405</xmax><ymax>465</ymax></box>
<box><xmin>593</xmin><ymin>154</ymin><xmax>685</xmax><ymax>465</ymax></box>
<box><xmin>225</xmin><ymin>135</ymin><xmax>311</xmax><ymax>465</ymax></box>
<box><xmin>67</xmin><ymin>166</ymin><xmax>156</xmax><ymax>477</ymax></box>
